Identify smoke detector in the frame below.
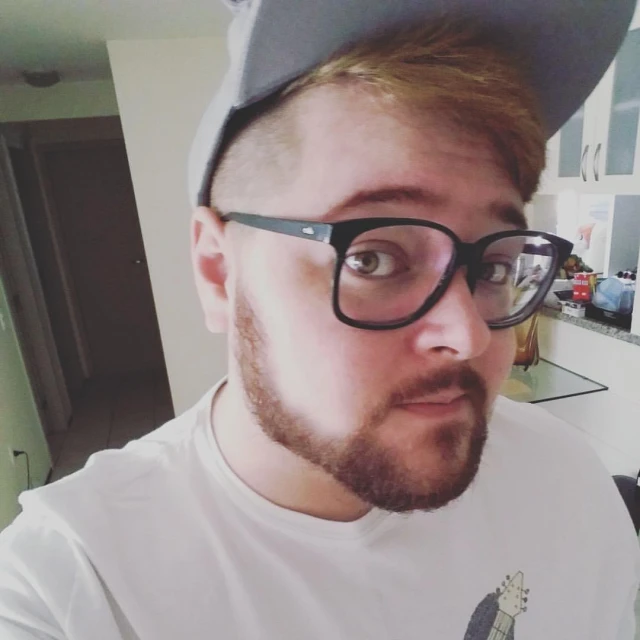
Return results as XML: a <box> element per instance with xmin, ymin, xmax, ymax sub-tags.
<box><xmin>22</xmin><ymin>70</ymin><xmax>61</xmax><ymax>88</ymax></box>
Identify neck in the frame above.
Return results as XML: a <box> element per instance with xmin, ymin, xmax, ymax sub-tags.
<box><xmin>211</xmin><ymin>378</ymin><xmax>371</xmax><ymax>522</ymax></box>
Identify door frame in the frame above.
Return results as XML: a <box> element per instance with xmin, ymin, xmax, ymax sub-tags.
<box><xmin>0</xmin><ymin>116</ymin><xmax>141</xmax><ymax>430</ymax></box>
<box><xmin>25</xmin><ymin>118</ymin><xmax>129</xmax><ymax>380</ymax></box>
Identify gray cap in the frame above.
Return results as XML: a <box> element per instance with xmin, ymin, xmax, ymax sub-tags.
<box><xmin>188</xmin><ymin>0</ymin><xmax>636</xmax><ymax>207</ymax></box>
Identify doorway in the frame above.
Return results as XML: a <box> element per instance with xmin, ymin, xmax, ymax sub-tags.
<box><xmin>38</xmin><ymin>140</ymin><xmax>165</xmax><ymax>378</ymax></box>
<box><xmin>7</xmin><ymin>117</ymin><xmax>173</xmax><ymax>467</ymax></box>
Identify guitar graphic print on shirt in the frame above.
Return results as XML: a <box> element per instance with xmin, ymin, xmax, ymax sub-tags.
<box><xmin>463</xmin><ymin>571</ymin><xmax>529</xmax><ymax>640</ymax></box>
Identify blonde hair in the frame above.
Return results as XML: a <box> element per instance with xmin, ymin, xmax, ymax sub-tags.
<box><xmin>211</xmin><ymin>20</ymin><xmax>546</xmax><ymax>208</ymax></box>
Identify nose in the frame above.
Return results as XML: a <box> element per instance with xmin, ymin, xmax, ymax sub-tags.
<box><xmin>409</xmin><ymin>269</ymin><xmax>492</xmax><ymax>361</ymax></box>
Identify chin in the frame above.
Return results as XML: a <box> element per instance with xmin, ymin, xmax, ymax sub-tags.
<box><xmin>334</xmin><ymin>416</ymin><xmax>487</xmax><ymax>514</ymax></box>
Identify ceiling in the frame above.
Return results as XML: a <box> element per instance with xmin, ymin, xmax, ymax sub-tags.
<box><xmin>0</xmin><ymin>0</ymin><xmax>232</xmax><ymax>85</ymax></box>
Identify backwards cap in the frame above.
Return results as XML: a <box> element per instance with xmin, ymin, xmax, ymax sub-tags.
<box><xmin>188</xmin><ymin>0</ymin><xmax>635</xmax><ymax>207</ymax></box>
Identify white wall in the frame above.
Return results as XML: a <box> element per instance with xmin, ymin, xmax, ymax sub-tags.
<box><xmin>107</xmin><ymin>38</ymin><xmax>229</xmax><ymax>413</ymax></box>
<box><xmin>0</xmin><ymin>80</ymin><xmax>119</xmax><ymax>122</ymax></box>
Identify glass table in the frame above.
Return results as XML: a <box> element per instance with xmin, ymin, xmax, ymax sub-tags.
<box><xmin>500</xmin><ymin>358</ymin><xmax>608</xmax><ymax>404</ymax></box>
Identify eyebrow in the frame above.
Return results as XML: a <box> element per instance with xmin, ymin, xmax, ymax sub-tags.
<box><xmin>330</xmin><ymin>187</ymin><xmax>446</xmax><ymax>213</ymax></box>
<box><xmin>325</xmin><ymin>186</ymin><xmax>528</xmax><ymax>230</ymax></box>
<box><xmin>489</xmin><ymin>202</ymin><xmax>529</xmax><ymax>230</ymax></box>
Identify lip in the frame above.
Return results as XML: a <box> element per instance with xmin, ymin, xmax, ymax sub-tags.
<box><xmin>397</xmin><ymin>393</ymin><xmax>469</xmax><ymax>417</ymax></box>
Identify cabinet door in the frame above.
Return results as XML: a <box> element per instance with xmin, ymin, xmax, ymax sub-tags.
<box><xmin>538</xmin><ymin>95</ymin><xmax>599</xmax><ymax>194</ymax></box>
<box><xmin>557</xmin><ymin>104</ymin><xmax>588</xmax><ymax>179</ymax></box>
<box><xmin>595</xmin><ymin>26</ymin><xmax>640</xmax><ymax>192</ymax></box>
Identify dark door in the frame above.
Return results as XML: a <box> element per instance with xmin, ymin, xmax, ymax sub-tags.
<box><xmin>42</xmin><ymin>141</ymin><xmax>166</xmax><ymax>377</ymax></box>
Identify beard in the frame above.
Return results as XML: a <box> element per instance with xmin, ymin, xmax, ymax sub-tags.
<box><xmin>234</xmin><ymin>290</ymin><xmax>489</xmax><ymax>514</ymax></box>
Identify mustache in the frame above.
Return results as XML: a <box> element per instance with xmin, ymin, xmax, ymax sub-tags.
<box><xmin>365</xmin><ymin>365</ymin><xmax>488</xmax><ymax>428</ymax></box>
<box><xmin>388</xmin><ymin>365</ymin><xmax>487</xmax><ymax>405</ymax></box>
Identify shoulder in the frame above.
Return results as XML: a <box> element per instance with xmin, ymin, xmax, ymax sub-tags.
<box><xmin>486</xmin><ymin>396</ymin><xmax>639</xmax><ymax>552</ymax></box>
<box><xmin>18</xmin><ymin>388</ymin><xmax>215</xmax><ymax>533</ymax></box>
<box><xmin>484</xmin><ymin>396</ymin><xmax>633</xmax><ymax>528</ymax></box>
<box><xmin>0</xmin><ymin>511</ymin><xmax>84</xmax><ymax>582</ymax></box>
<box><xmin>489</xmin><ymin>395</ymin><xmax>607</xmax><ymax>477</ymax></box>
<box><xmin>0</xmin><ymin>511</ymin><xmax>93</xmax><ymax>637</ymax></box>
<box><xmin>477</xmin><ymin>397</ymin><xmax>640</xmax><ymax>585</ymax></box>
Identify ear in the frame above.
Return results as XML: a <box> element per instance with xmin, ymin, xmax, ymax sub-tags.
<box><xmin>191</xmin><ymin>206</ymin><xmax>230</xmax><ymax>333</ymax></box>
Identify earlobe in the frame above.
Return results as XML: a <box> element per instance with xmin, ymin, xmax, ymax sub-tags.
<box><xmin>191</xmin><ymin>206</ymin><xmax>230</xmax><ymax>333</ymax></box>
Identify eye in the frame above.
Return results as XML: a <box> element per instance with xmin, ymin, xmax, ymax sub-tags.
<box><xmin>344</xmin><ymin>250</ymin><xmax>402</xmax><ymax>278</ymax></box>
<box><xmin>480</xmin><ymin>261</ymin><xmax>511</xmax><ymax>285</ymax></box>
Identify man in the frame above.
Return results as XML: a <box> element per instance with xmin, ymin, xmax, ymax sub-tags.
<box><xmin>1</xmin><ymin>1</ymin><xmax>639</xmax><ymax>638</ymax></box>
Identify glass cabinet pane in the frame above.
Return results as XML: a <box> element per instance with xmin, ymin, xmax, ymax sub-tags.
<box><xmin>558</xmin><ymin>104</ymin><xmax>585</xmax><ymax>178</ymax></box>
<box><xmin>605</xmin><ymin>28</ymin><xmax>640</xmax><ymax>176</ymax></box>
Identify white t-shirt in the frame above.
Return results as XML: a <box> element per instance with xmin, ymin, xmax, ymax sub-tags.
<box><xmin>0</xmin><ymin>383</ymin><xmax>639</xmax><ymax>640</ymax></box>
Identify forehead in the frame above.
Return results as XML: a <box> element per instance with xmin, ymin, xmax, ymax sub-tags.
<box><xmin>279</xmin><ymin>83</ymin><xmax>524</xmax><ymax>233</ymax></box>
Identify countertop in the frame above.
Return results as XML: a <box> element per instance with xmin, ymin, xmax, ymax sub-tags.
<box><xmin>540</xmin><ymin>305</ymin><xmax>640</xmax><ymax>347</ymax></box>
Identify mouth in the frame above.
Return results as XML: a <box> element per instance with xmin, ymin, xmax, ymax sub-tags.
<box><xmin>396</xmin><ymin>392</ymin><xmax>469</xmax><ymax>418</ymax></box>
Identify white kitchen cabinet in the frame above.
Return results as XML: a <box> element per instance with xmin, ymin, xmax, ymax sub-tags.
<box><xmin>593</xmin><ymin>26</ymin><xmax>640</xmax><ymax>192</ymax></box>
<box><xmin>539</xmin><ymin>97</ymin><xmax>598</xmax><ymax>193</ymax></box>
<box><xmin>539</xmin><ymin>4</ymin><xmax>640</xmax><ymax>195</ymax></box>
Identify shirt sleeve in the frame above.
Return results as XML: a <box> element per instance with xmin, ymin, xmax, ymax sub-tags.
<box><xmin>613</xmin><ymin>509</ymin><xmax>640</xmax><ymax>640</ymax></box>
<box><xmin>0</xmin><ymin>512</ymin><xmax>141</xmax><ymax>640</ymax></box>
<box><xmin>525</xmin><ymin>400</ymin><xmax>640</xmax><ymax>639</ymax></box>
<box><xmin>614</xmin><ymin>578</ymin><xmax>639</xmax><ymax>640</ymax></box>
<box><xmin>0</xmin><ymin>514</ymin><xmax>67</xmax><ymax>639</ymax></box>
<box><xmin>586</xmin><ymin>477</ymin><xmax>640</xmax><ymax>640</ymax></box>
<box><xmin>601</xmin><ymin>532</ymin><xmax>640</xmax><ymax>640</ymax></box>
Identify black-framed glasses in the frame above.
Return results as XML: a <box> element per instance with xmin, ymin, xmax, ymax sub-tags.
<box><xmin>221</xmin><ymin>212</ymin><xmax>573</xmax><ymax>331</ymax></box>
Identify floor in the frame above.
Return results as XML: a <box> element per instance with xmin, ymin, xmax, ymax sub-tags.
<box><xmin>47</xmin><ymin>368</ymin><xmax>174</xmax><ymax>482</ymax></box>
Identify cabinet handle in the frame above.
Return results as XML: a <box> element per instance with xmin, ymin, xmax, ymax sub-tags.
<box><xmin>593</xmin><ymin>143</ymin><xmax>602</xmax><ymax>182</ymax></box>
<box><xmin>580</xmin><ymin>144</ymin><xmax>589</xmax><ymax>181</ymax></box>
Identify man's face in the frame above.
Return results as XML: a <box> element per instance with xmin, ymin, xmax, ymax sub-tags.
<box><xmin>226</xmin><ymin>84</ymin><xmax>520</xmax><ymax>512</ymax></box>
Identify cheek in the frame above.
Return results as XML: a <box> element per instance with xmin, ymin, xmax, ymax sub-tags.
<box><xmin>244</xmin><ymin>242</ymin><xmax>373</xmax><ymax>437</ymax></box>
<box><xmin>266</xmin><ymin>311</ymin><xmax>373</xmax><ymax>438</ymax></box>
<box><xmin>480</xmin><ymin>329</ymin><xmax>516</xmax><ymax>399</ymax></box>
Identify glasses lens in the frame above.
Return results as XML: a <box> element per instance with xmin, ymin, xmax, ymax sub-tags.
<box><xmin>336</xmin><ymin>225</ymin><xmax>454</xmax><ymax>325</ymax></box>
<box><xmin>474</xmin><ymin>234</ymin><xmax>557</xmax><ymax>324</ymax></box>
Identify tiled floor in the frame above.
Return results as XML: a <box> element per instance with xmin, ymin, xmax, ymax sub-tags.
<box><xmin>47</xmin><ymin>368</ymin><xmax>174</xmax><ymax>482</ymax></box>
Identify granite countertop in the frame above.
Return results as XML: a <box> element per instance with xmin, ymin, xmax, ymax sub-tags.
<box><xmin>540</xmin><ymin>305</ymin><xmax>640</xmax><ymax>346</ymax></box>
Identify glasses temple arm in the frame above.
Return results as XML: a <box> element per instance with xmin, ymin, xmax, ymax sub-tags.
<box><xmin>221</xmin><ymin>212</ymin><xmax>333</xmax><ymax>244</ymax></box>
